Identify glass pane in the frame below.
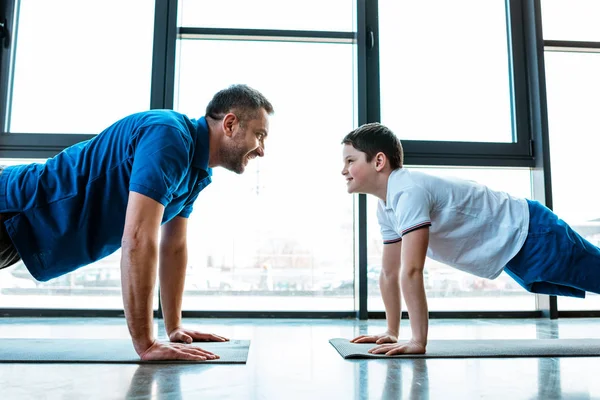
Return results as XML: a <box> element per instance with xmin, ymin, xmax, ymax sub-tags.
<box><xmin>368</xmin><ymin>166</ymin><xmax>536</xmax><ymax>311</ymax></box>
<box><xmin>175</xmin><ymin>40</ymin><xmax>356</xmax><ymax>311</ymax></box>
<box><xmin>8</xmin><ymin>0</ymin><xmax>154</xmax><ymax>134</ymax></box>
<box><xmin>178</xmin><ymin>0</ymin><xmax>355</xmax><ymax>32</ymax></box>
<box><xmin>0</xmin><ymin>158</ymin><xmax>160</xmax><ymax>310</ymax></box>
<box><xmin>545</xmin><ymin>51</ymin><xmax>600</xmax><ymax>310</ymax></box>
<box><xmin>379</xmin><ymin>0</ymin><xmax>513</xmax><ymax>142</ymax></box>
<box><xmin>541</xmin><ymin>0</ymin><xmax>600</xmax><ymax>41</ymax></box>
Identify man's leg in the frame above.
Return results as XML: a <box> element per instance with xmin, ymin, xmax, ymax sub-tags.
<box><xmin>0</xmin><ymin>166</ymin><xmax>22</xmax><ymax>271</ymax></box>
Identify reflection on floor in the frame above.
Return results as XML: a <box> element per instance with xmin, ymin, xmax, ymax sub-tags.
<box><xmin>1</xmin><ymin>317</ymin><xmax>600</xmax><ymax>399</ymax></box>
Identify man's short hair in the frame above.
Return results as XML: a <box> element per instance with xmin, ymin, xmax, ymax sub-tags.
<box><xmin>342</xmin><ymin>123</ymin><xmax>403</xmax><ymax>169</ymax></box>
<box><xmin>206</xmin><ymin>84</ymin><xmax>274</xmax><ymax>124</ymax></box>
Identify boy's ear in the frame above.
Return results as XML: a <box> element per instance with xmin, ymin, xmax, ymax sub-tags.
<box><xmin>374</xmin><ymin>152</ymin><xmax>387</xmax><ymax>172</ymax></box>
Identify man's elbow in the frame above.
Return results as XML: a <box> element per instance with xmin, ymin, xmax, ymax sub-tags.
<box><xmin>122</xmin><ymin>233</ymin><xmax>158</xmax><ymax>254</ymax></box>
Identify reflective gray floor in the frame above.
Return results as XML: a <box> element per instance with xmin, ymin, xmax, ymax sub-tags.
<box><xmin>1</xmin><ymin>317</ymin><xmax>600</xmax><ymax>399</ymax></box>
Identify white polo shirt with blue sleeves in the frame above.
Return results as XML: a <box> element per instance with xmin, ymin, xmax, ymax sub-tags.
<box><xmin>0</xmin><ymin>110</ymin><xmax>212</xmax><ymax>282</ymax></box>
<box><xmin>377</xmin><ymin>168</ymin><xmax>529</xmax><ymax>279</ymax></box>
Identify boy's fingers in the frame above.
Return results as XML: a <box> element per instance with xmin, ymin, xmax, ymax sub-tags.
<box><xmin>376</xmin><ymin>336</ymin><xmax>393</xmax><ymax>344</ymax></box>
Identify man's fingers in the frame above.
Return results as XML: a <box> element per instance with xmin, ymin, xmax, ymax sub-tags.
<box><xmin>187</xmin><ymin>332</ymin><xmax>229</xmax><ymax>342</ymax></box>
<box><xmin>173</xmin><ymin>343</ymin><xmax>218</xmax><ymax>358</ymax></box>
<box><xmin>199</xmin><ymin>333</ymin><xmax>228</xmax><ymax>342</ymax></box>
<box><xmin>172</xmin><ymin>332</ymin><xmax>193</xmax><ymax>344</ymax></box>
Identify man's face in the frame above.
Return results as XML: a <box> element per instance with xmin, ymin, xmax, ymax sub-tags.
<box><xmin>221</xmin><ymin>108</ymin><xmax>269</xmax><ymax>174</ymax></box>
<box><xmin>341</xmin><ymin>144</ymin><xmax>373</xmax><ymax>194</ymax></box>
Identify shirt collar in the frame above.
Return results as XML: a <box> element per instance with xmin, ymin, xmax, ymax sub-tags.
<box><xmin>192</xmin><ymin>116</ymin><xmax>211</xmax><ymax>174</ymax></box>
<box><xmin>384</xmin><ymin>168</ymin><xmax>403</xmax><ymax>210</ymax></box>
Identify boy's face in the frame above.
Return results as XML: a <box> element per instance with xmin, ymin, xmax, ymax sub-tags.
<box><xmin>341</xmin><ymin>144</ymin><xmax>374</xmax><ymax>194</ymax></box>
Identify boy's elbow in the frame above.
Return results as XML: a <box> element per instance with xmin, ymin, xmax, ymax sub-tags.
<box><xmin>401</xmin><ymin>266</ymin><xmax>424</xmax><ymax>280</ymax></box>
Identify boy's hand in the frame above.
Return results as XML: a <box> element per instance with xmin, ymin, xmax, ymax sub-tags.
<box><xmin>350</xmin><ymin>331</ymin><xmax>398</xmax><ymax>344</ymax></box>
<box><xmin>367</xmin><ymin>339</ymin><xmax>426</xmax><ymax>356</ymax></box>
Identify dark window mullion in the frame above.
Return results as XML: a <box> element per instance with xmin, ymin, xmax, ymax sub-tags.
<box><xmin>0</xmin><ymin>133</ymin><xmax>95</xmax><ymax>158</ymax></box>
<box><xmin>0</xmin><ymin>0</ymin><xmax>17</xmax><ymax>134</ymax></box>
<box><xmin>178</xmin><ymin>27</ymin><xmax>355</xmax><ymax>43</ymax></box>
<box><xmin>151</xmin><ymin>0</ymin><xmax>178</xmax><ymax>110</ymax></box>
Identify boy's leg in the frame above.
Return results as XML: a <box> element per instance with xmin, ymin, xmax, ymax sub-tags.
<box><xmin>504</xmin><ymin>199</ymin><xmax>600</xmax><ymax>298</ymax></box>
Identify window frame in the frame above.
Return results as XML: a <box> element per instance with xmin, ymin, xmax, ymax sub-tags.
<box><xmin>0</xmin><ymin>0</ymin><xmax>560</xmax><ymax>319</ymax></box>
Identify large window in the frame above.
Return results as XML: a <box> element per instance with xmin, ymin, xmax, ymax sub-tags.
<box><xmin>378</xmin><ymin>0</ymin><xmax>513</xmax><ymax>143</ymax></box>
<box><xmin>0</xmin><ymin>159</ymin><xmax>161</xmax><ymax>310</ymax></box>
<box><xmin>541</xmin><ymin>0</ymin><xmax>600</xmax><ymax>41</ymax></box>
<box><xmin>544</xmin><ymin>51</ymin><xmax>600</xmax><ymax>311</ymax></box>
<box><xmin>0</xmin><ymin>1</ymin><xmax>553</xmax><ymax>316</ymax></box>
<box><xmin>7</xmin><ymin>0</ymin><xmax>154</xmax><ymax>134</ymax></box>
<box><xmin>175</xmin><ymin>13</ymin><xmax>357</xmax><ymax>311</ymax></box>
<box><xmin>179</xmin><ymin>0</ymin><xmax>354</xmax><ymax>31</ymax></box>
<box><xmin>368</xmin><ymin>166</ymin><xmax>536</xmax><ymax>311</ymax></box>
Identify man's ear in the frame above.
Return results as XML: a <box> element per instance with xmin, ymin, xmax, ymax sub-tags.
<box><xmin>374</xmin><ymin>152</ymin><xmax>387</xmax><ymax>172</ymax></box>
<box><xmin>222</xmin><ymin>113</ymin><xmax>237</xmax><ymax>137</ymax></box>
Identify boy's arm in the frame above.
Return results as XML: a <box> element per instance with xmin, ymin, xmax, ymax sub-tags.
<box><xmin>380</xmin><ymin>241</ymin><xmax>403</xmax><ymax>338</ymax></box>
<box><xmin>351</xmin><ymin>240</ymin><xmax>402</xmax><ymax>344</ymax></box>
<box><xmin>368</xmin><ymin>227</ymin><xmax>429</xmax><ymax>355</ymax></box>
<box><xmin>399</xmin><ymin>227</ymin><xmax>429</xmax><ymax>348</ymax></box>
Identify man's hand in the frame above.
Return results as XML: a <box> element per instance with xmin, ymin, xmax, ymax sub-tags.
<box><xmin>350</xmin><ymin>331</ymin><xmax>398</xmax><ymax>344</ymax></box>
<box><xmin>367</xmin><ymin>339</ymin><xmax>426</xmax><ymax>356</ymax></box>
<box><xmin>140</xmin><ymin>340</ymin><xmax>219</xmax><ymax>361</ymax></box>
<box><xmin>168</xmin><ymin>327</ymin><xmax>229</xmax><ymax>344</ymax></box>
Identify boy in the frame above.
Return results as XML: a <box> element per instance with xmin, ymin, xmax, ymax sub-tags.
<box><xmin>341</xmin><ymin>122</ymin><xmax>600</xmax><ymax>356</ymax></box>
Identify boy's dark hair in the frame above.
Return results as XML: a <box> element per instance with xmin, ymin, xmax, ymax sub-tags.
<box><xmin>206</xmin><ymin>84</ymin><xmax>274</xmax><ymax>124</ymax></box>
<box><xmin>342</xmin><ymin>123</ymin><xmax>403</xmax><ymax>169</ymax></box>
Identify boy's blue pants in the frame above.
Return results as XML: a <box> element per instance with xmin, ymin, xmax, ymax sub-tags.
<box><xmin>504</xmin><ymin>199</ymin><xmax>600</xmax><ymax>298</ymax></box>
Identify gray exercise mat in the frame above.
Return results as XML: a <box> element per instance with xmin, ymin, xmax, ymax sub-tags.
<box><xmin>0</xmin><ymin>339</ymin><xmax>250</xmax><ymax>364</ymax></box>
<box><xmin>329</xmin><ymin>338</ymin><xmax>600</xmax><ymax>359</ymax></box>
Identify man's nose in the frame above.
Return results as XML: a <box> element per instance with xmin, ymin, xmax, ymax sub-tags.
<box><xmin>256</xmin><ymin>145</ymin><xmax>265</xmax><ymax>157</ymax></box>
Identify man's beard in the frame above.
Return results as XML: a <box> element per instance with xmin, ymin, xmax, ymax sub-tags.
<box><xmin>220</xmin><ymin>136</ymin><xmax>249</xmax><ymax>174</ymax></box>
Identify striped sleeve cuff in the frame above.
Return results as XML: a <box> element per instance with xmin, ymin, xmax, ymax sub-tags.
<box><xmin>401</xmin><ymin>221</ymin><xmax>432</xmax><ymax>236</ymax></box>
<box><xmin>383</xmin><ymin>237</ymin><xmax>402</xmax><ymax>244</ymax></box>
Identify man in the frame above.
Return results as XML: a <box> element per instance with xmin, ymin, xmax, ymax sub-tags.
<box><xmin>0</xmin><ymin>84</ymin><xmax>273</xmax><ymax>361</ymax></box>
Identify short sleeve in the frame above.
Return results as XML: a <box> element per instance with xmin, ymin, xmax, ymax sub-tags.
<box><xmin>129</xmin><ymin>125</ymin><xmax>192</xmax><ymax>206</ymax></box>
<box><xmin>392</xmin><ymin>186</ymin><xmax>432</xmax><ymax>236</ymax></box>
<box><xmin>177</xmin><ymin>175</ymin><xmax>212</xmax><ymax>218</ymax></box>
<box><xmin>377</xmin><ymin>200</ymin><xmax>402</xmax><ymax>244</ymax></box>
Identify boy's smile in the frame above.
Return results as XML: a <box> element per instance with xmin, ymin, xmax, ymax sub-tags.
<box><xmin>342</xmin><ymin>144</ymin><xmax>372</xmax><ymax>194</ymax></box>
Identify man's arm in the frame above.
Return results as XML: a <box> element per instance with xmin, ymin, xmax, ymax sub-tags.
<box><xmin>121</xmin><ymin>192</ymin><xmax>219</xmax><ymax>361</ymax></box>
<box><xmin>159</xmin><ymin>216</ymin><xmax>188</xmax><ymax>336</ymax></box>
<box><xmin>351</xmin><ymin>240</ymin><xmax>402</xmax><ymax>344</ymax></box>
<box><xmin>159</xmin><ymin>215</ymin><xmax>229</xmax><ymax>344</ymax></box>
<box><xmin>121</xmin><ymin>191</ymin><xmax>163</xmax><ymax>355</ymax></box>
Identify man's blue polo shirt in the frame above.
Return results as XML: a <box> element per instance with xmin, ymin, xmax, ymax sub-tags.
<box><xmin>0</xmin><ymin>110</ymin><xmax>212</xmax><ymax>281</ymax></box>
